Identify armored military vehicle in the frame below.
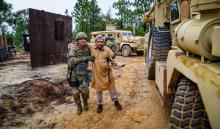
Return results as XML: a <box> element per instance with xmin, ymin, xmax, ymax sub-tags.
<box><xmin>144</xmin><ymin>0</ymin><xmax>220</xmax><ymax>128</ymax></box>
<box><xmin>90</xmin><ymin>30</ymin><xmax>145</xmax><ymax>57</ymax></box>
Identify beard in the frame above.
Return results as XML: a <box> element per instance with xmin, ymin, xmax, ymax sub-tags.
<box><xmin>97</xmin><ymin>45</ymin><xmax>104</xmax><ymax>50</ymax></box>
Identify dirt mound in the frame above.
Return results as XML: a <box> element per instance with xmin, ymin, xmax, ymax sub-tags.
<box><xmin>0</xmin><ymin>79</ymin><xmax>71</xmax><ymax>127</ymax></box>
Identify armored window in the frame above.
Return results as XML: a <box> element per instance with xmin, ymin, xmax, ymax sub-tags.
<box><xmin>127</xmin><ymin>32</ymin><xmax>133</xmax><ymax>37</ymax></box>
<box><xmin>170</xmin><ymin>0</ymin><xmax>180</xmax><ymax>24</ymax></box>
<box><xmin>55</xmin><ymin>21</ymin><xmax>64</xmax><ymax>41</ymax></box>
<box><xmin>122</xmin><ymin>32</ymin><xmax>128</xmax><ymax>37</ymax></box>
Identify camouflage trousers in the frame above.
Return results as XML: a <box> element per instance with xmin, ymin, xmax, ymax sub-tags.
<box><xmin>72</xmin><ymin>86</ymin><xmax>89</xmax><ymax>108</ymax></box>
<box><xmin>69</xmin><ymin>70</ymin><xmax>91</xmax><ymax>107</ymax></box>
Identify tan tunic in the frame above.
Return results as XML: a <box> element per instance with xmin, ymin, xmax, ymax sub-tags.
<box><xmin>91</xmin><ymin>46</ymin><xmax>115</xmax><ymax>91</ymax></box>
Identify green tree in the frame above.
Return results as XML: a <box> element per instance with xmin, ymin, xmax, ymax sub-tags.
<box><xmin>101</xmin><ymin>8</ymin><xmax>117</xmax><ymax>30</ymax></box>
<box><xmin>113</xmin><ymin>0</ymin><xmax>133</xmax><ymax>29</ymax></box>
<box><xmin>10</xmin><ymin>9</ymin><xmax>29</xmax><ymax>46</ymax></box>
<box><xmin>72</xmin><ymin>0</ymin><xmax>102</xmax><ymax>37</ymax></box>
<box><xmin>113</xmin><ymin>0</ymin><xmax>153</xmax><ymax>35</ymax></box>
<box><xmin>0</xmin><ymin>0</ymin><xmax>14</xmax><ymax>49</ymax></box>
<box><xmin>105</xmin><ymin>7</ymin><xmax>113</xmax><ymax>25</ymax></box>
<box><xmin>0</xmin><ymin>0</ymin><xmax>13</xmax><ymax>31</ymax></box>
<box><xmin>89</xmin><ymin>0</ymin><xmax>101</xmax><ymax>32</ymax></box>
<box><xmin>72</xmin><ymin>0</ymin><xmax>88</xmax><ymax>33</ymax></box>
<box><xmin>132</xmin><ymin>0</ymin><xmax>154</xmax><ymax>35</ymax></box>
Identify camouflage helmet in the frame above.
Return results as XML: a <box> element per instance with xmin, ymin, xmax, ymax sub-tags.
<box><xmin>76</xmin><ymin>32</ymin><xmax>87</xmax><ymax>40</ymax></box>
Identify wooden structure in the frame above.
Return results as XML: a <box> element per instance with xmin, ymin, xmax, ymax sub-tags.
<box><xmin>29</xmin><ymin>9</ymin><xmax>72</xmax><ymax>67</ymax></box>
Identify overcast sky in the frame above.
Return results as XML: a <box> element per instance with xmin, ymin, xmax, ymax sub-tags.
<box><xmin>5</xmin><ymin>0</ymin><xmax>118</xmax><ymax>29</ymax></box>
<box><xmin>5</xmin><ymin>0</ymin><xmax>117</xmax><ymax>16</ymax></box>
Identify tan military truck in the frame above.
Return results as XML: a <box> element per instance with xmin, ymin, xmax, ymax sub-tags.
<box><xmin>90</xmin><ymin>30</ymin><xmax>145</xmax><ymax>57</ymax></box>
<box><xmin>144</xmin><ymin>0</ymin><xmax>220</xmax><ymax>129</ymax></box>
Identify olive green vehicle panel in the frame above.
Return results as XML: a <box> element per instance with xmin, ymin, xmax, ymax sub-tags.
<box><xmin>166</xmin><ymin>50</ymin><xmax>220</xmax><ymax>129</ymax></box>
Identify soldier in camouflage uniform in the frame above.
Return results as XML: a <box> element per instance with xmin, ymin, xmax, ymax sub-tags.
<box><xmin>67</xmin><ymin>32</ymin><xmax>95</xmax><ymax>115</ymax></box>
<box><xmin>105</xmin><ymin>35</ymin><xmax>117</xmax><ymax>59</ymax></box>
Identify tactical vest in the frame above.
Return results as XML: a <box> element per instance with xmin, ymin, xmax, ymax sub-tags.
<box><xmin>75</xmin><ymin>46</ymin><xmax>91</xmax><ymax>58</ymax></box>
<box><xmin>68</xmin><ymin>44</ymin><xmax>91</xmax><ymax>68</ymax></box>
<box><xmin>73</xmin><ymin>44</ymin><xmax>91</xmax><ymax>74</ymax></box>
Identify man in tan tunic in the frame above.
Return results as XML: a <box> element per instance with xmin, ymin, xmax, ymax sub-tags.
<box><xmin>90</xmin><ymin>35</ymin><xmax>122</xmax><ymax>113</ymax></box>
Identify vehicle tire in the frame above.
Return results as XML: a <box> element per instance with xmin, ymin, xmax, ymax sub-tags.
<box><xmin>122</xmin><ymin>45</ymin><xmax>132</xmax><ymax>57</ymax></box>
<box><xmin>152</xmin><ymin>31</ymin><xmax>171</xmax><ymax>61</ymax></box>
<box><xmin>170</xmin><ymin>77</ymin><xmax>211</xmax><ymax>129</ymax></box>
<box><xmin>136</xmin><ymin>51</ymin><xmax>144</xmax><ymax>56</ymax></box>
<box><xmin>146</xmin><ymin>62</ymin><xmax>155</xmax><ymax>80</ymax></box>
<box><xmin>146</xmin><ymin>26</ymin><xmax>171</xmax><ymax>80</ymax></box>
<box><xmin>146</xmin><ymin>38</ymin><xmax>155</xmax><ymax>80</ymax></box>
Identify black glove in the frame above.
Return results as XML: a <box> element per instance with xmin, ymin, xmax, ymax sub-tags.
<box><xmin>82</xmin><ymin>56</ymin><xmax>96</xmax><ymax>62</ymax></box>
<box><xmin>87</xmin><ymin>56</ymin><xmax>96</xmax><ymax>61</ymax></box>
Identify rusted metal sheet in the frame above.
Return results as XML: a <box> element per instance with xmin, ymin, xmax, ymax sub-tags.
<box><xmin>29</xmin><ymin>9</ymin><xmax>72</xmax><ymax>67</ymax></box>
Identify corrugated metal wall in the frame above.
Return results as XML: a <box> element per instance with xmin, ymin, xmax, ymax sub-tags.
<box><xmin>29</xmin><ymin>9</ymin><xmax>72</xmax><ymax>67</ymax></box>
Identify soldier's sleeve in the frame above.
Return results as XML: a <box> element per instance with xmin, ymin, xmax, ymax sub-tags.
<box><xmin>106</xmin><ymin>47</ymin><xmax>116</xmax><ymax>64</ymax></box>
<box><xmin>67</xmin><ymin>46</ymin><xmax>84</xmax><ymax>67</ymax></box>
<box><xmin>111</xmin><ymin>45</ymin><xmax>117</xmax><ymax>59</ymax></box>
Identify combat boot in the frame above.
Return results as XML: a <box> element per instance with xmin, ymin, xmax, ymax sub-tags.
<box><xmin>73</xmin><ymin>89</ymin><xmax>82</xmax><ymax>115</ymax></box>
<box><xmin>97</xmin><ymin>104</ymin><xmax>103</xmax><ymax>113</ymax></box>
<box><xmin>114</xmin><ymin>100</ymin><xmax>122</xmax><ymax>110</ymax></box>
<box><xmin>81</xmin><ymin>87</ymin><xmax>89</xmax><ymax>111</ymax></box>
<box><xmin>76</xmin><ymin>103</ymin><xmax>82</xmax><ymax>115</ymax></box>
<box><xmin>83</xmin><ymin>99</ymin><xmax>89</xmax><ymax>111</ymax></box>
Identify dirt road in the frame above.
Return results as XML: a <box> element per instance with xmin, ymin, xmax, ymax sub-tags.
<box><xmin>0</xmin><ymin>55</ymin><xmax>169</xmax><ymax>129</ymax></box>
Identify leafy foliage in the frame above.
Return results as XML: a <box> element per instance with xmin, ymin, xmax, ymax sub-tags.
<box><xmin>72</xmin><ymin>0</ymin><xmax>154</xmax><ymax>38</ymax></box>
<box><xmin>1</xmin><ymin>0</ymin><xmax>28</xmax><ymax>46</ymax></box>
<box><xmin>113</xmin><ymin>0</ymin><xmax>133</xmax><ymax>29</ymax></box>
<box><xmin>11</xmin><ymin>9</ymin><xmax>29</xmax><ymax>46</ymax></box>
<box><xmin>0</xmin><ymin>0</ymin><xmax>13</xmax><ymax>26</ymax></box>
<box><xmin>72</xmin><ymin>0</ymin><xmax>103</xmax><ymax>38</ymax></box>
<box><xmin>113</xmin><ymin>0</ymin><xmax>153</xmax><ymax>36</ymax></box>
